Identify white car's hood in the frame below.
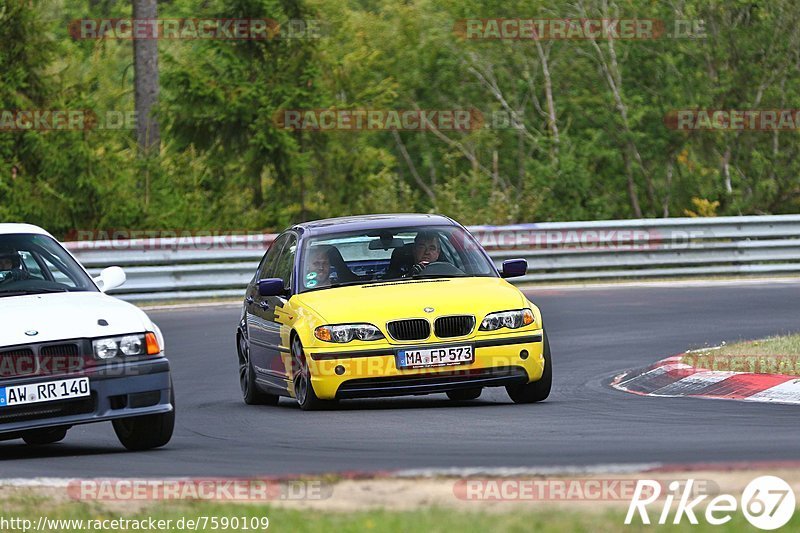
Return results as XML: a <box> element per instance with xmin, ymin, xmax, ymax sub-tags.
<box><xmin>0</xmin><ymin>291</ymin><xmax>155</xmax><ymax>347</ymax></box>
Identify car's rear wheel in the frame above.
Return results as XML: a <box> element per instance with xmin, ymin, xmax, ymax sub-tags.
<box><xmin>506</xmin><ymin>330</ymin><xmax>552</xmax><ymax>404</ymax></box>
<box><xmin>112</xmin><ymin>388</ymin><xmax>175</xmax><ymax>451</ymax></box>
<box><xmin>238</xmin><ymin>332</ymin><xmax>280</xmax><ymax>406</ymax></box>
<box><xmin>22</xmin><ymin>426</ymin><xmax>68</xmax><ymax>445</ymax></box>
<box><xmin>292</xmin><ymin>336</ymin><xmax>336</xmax><ymax>411</ymax></box>
<box><xmin>446</xmin><ymin>388</ymin><xmax>482</xmax><ymax>401</ymax></box>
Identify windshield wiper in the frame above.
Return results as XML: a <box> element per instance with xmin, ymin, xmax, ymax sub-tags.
<box><xmin>410</xmin><ymin>273</ymin><xmax>464</xmax><ymax>279</ymax></box>
<box><xmin>0</xmin><ymin>287</ymin><xmax>69</xmax><ymax>297</ymax></box>
<box><xmin>312</xmin><ymin>280</ymin><xmax>368</xmax><ymax>290</ymax></box>
<box><xmin>300</xmin><ymin>280</ymin><xmax>368</xmax><ymax>293</ymax></box>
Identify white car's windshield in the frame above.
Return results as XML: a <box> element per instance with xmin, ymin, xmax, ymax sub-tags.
<box><xmin>0</xmin><ymin>234</ymin><xmax>97</xmax><ymax>296</ymax></box>
<box><xmin>299</xmin><ymin>225</ymin><xmax>497</xmax><ymax>292</ymax></box>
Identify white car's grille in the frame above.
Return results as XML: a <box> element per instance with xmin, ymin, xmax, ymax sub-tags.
<box><xmin>0</xmin><ymin>341</ymin><xmax>85</xmax><ymax>380</ymax></box>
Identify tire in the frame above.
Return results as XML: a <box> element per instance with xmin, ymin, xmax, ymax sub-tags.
<box><xmin>22</xmin><ymin>426</ymin><xmax>68</xmax><ymax>445</ymax></box>
<box><xmin>506</xmin><ymin>329</ymin><xmax>552</xmax><ymax>404</ymax></box>
<box><xmin>292</xmin><ymin>336</ymin><xmax>336</xmax><ymax>411</ymax></box>
<box><xmin>238</xmin><ymin>332</ymin><xmax>280</xmax><ymax>406</ymax></box>
<box><xmin>446</xmin><ymin>388</ymin><xmax>482</xmax><ymax>401</ymax></box>
<box><xmin>113</xmin><ymin>388</ymin><xmax>175</xmax><ymax>451</ymax></box>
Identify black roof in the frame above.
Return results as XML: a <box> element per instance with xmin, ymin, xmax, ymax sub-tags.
<box><xmin>291</xmin><ymin>213</ymin><xmax>456</xmax><ymax>236</ymax></box>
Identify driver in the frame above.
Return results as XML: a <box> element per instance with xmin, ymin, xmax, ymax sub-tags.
<box><xmin>409</xmin><ymin>230</ymin><xmax>441</xmax><ymax>276</ymax></box>
<box><xmin>383</xmin><ymin>230</ymin><xmax>449</xmax><ymax>279</ymax></box>
<box><xmin>0</xmin><ymin>247</ymin><xmax>28</xmax><ymax>283</ymax></box>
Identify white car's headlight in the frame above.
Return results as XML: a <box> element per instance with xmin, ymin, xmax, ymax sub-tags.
<box><xmin>92</xmin><ymin>332</ymin><xmax>160</xmax><ymax>360</ymax></box>
<box><xmin>93</xmin><ymin>338</ymin><xmax>119</xmax><ymax>359</ymax></box>
<box><xmin>314</xmin><ymin>324</ymin><xmax>385</xmax><ymax>343</ymax></box>
<box><xmin>479</xmin><ymin>309</ymin><xmax>535</xmax><ymax>331</ymax></box>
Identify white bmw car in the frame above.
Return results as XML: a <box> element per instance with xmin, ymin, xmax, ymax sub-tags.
<box><xmin>0</xmin><ymin>223</ymin><xmax>174</xmax><ymax>450</ymax></box>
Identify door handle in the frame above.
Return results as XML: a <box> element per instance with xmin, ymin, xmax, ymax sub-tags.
<box><xmin>258</xmin><ymin>301</ymin><xmax>270</xmax><ymax>310</ymax></box>
<box><xmin>245</xmin><ymin>296</ymin><xmax>254</xmax><ymax>304</ymax></box>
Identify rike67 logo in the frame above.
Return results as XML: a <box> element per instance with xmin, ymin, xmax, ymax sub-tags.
<box><xmin>626</xmin><ymin>476</ymin><xmax>795</xmax><ymax>530</ymax></box>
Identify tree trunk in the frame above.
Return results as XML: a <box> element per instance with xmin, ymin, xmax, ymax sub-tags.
<box><xmin>133</xmin><ymin>0</ymin><xmax>160</xmax><ymax>156</ymax></box>
<box><xmin>535</xmin><ymin>41</ymin><xmax>559</xmax><ymax>163</ymax></box>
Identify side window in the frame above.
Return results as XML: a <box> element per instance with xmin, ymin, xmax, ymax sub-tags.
<box><xmin>257</xmin><ymin>234</ymin><xmax>288</xmax><ymax>281</ymax></box>
<box><xmin>273</xmin><ymin>236</ymin><xmax>297</xmax><ymax>290</ymax></box>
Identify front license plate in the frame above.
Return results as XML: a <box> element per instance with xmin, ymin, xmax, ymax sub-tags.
<box><xmin>397</xmin><ymin>345</ymin><xmax>474</xmax><ymax>369</ymax></box>
<box><xmin>0</xmin><ymin>377</ymin><xmax>90</xmax><ymax>408</ymax></box>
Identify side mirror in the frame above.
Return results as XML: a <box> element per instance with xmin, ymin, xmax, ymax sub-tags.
<box><xmin>258</xmin><ymin>278</ymin><xmax>287</xmax><ymax>297</ymax></box>
<box><xmin>501</xmin><ymin>259</ymin><xmax>527</xmax><ymax>279</ymax></box>
<box><xmin>95</xmin><ymin>266</ymin><xmax>126</xmax><ymax>292</ymax></box>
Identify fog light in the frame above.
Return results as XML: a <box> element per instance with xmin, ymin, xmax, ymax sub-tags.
<box><xmin>335</xmin><ymin>365</ymin><xmax>345</xmax><ymax>375</ymax></box>
<box><xmin>520</xmin><ymin>349</ymin><xmax>529</xmax><ymax>360</ymax></box>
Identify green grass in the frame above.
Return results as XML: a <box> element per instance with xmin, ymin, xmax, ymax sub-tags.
<box><xmin>683</xmin><ymin>334</ymin><xmax>800</xmax><ymax>375</ymax></box>
<box><xmin>2</xmin><ymin>494</ymin><xmax>797</xmax><ymax>532</ymax></box>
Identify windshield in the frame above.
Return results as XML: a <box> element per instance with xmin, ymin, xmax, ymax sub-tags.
<box><xmin>298</xmin><ymin>225</ymin><xmax>497</xmax><ymax>292</ymax></box>
<box><xmin>0</xmin><ymin>234</ymin><xmax>98</xmax><ymax>296</ymax></box>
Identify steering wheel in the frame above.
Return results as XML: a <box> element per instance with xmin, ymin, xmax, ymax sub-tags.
<box><xmin>0</xmin><ymin>268</ymin><xmax>32</xmax><ymax>283</ymax></box>
<box><xmin>418</xmin><ymin>261</ymin><xmax>465</xmax><ymax>276</ymax></box>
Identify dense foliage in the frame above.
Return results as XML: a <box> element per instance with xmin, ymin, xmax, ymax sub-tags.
<box><xmin>2</xmin><ymin>0</ymin><xmax>799</xmax><ymax>236</ymax></box>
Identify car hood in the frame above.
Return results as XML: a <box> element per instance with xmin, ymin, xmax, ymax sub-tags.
<box><xmin>0</xmin><ymin>291</ymin><xmax>156</xmax><ymax>347</ymax></box>
<box><xmin>293</xmin><ymin>276</ymin><xmax>531</xmax><ymax>327</ymax></box>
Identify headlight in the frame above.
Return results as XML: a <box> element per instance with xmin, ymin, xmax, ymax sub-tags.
<box><xmin>314</xmin><ymin>324</ymin><xmax>385</xmax><ymax>343</ymax></box>
<box><xmin>92</xmin><ymin>332</ymin><xmax>160</xmax><ymax>360</ymax></box>
<box><xmin>93</xmin><ymin>338</ymin><xmax>119</xmax><ymax>359</ymax></box>
<box><xmin>119</xmin><ymin>335</ymin><xmax>144</xmax><ymax>355</ymax></box>
<box><xmin>479</xmin><ymin>309</ymin><xmax>535</xmax><ymax>331</ymax></box>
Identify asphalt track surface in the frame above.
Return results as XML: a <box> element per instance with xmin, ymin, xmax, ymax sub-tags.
<box><xmin>2</xmin><ymin>283</ymin><xmax>800</xmax><ymax>477</ymax></box>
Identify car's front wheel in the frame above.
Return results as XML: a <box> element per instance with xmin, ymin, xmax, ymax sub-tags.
<box><xmin>112</xmin><ymin>388</ymin><xmax>175</xmax><ymax>451</ymax></box>
<box><xmin>22</xmin><ymin>426</ymin><xmax>68</xmax><ymax>445</ymax></box>
<box><xmin>506</xmin><ymin>330</ymin><xmax>552</xmax><ymax>404</ymax></box>
<box><xmin>292</xmin><ymin>336</ymin><xmax>336</xmax><ymax>411</ymax></box>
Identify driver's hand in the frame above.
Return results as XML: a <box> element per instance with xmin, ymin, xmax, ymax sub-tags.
<box><xmin>410</xmin><ymin>261</ymin><xmax>430</xmax><ymax>276</ymax></box>
<box><xmin>9</xmin><ymin>269</ymin><xmax>28</xmax><ymax>281</ymax></box>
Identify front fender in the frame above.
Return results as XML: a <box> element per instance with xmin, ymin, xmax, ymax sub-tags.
<box><xmin>288</xmin><ymin>318</ymin><xmax>320</xmax><ymax>351</ymax></box>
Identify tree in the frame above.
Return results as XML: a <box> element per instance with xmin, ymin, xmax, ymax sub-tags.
<box><xmin>132</xmin><ymin>0</ymin><xmax>159</xmax><ymax>154</ymax></box>
<box><xmin>132</xmin><ymin>0</ymin><xmax>160</xmax><ymax>206</ymax></box>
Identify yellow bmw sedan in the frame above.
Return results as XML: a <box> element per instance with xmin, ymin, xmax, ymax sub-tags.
<box><xmin>236</xmin><ymin>214</ymin><xmax>551</xmax><ymax>410</ymax></box>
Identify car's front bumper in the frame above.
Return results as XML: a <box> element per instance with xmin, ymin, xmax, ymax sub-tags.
<box><xmin>306</xmin><ymin>330</ymin><xmax>545</xmax><ymax>400</ymax></box>
<box><xmin>0</xmin><ymin>357</ymin><xmax>173</xmax><ymax>436</ymax></box>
